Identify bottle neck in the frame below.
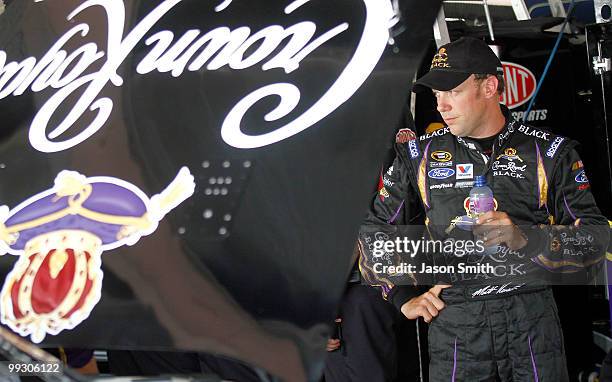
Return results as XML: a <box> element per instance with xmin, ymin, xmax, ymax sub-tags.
<box><xmin>474</xmin><ymin>177</ymin><xmax>487</xmax><ymax>187</ymax></box>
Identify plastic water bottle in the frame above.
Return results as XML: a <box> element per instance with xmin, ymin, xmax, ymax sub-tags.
<box><xmin>469</xmin><ymin>176</ymin><xmax>497</xmax><ymax>254</ymax></box>
<box><xmin>469</xmin><ymin>176</ymin><xmax>494</xmax><ymax>216</ymax></box>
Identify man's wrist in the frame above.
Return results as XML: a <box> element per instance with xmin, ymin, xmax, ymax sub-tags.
<box><xmin>510</xmin><ymin>226</ymin><xmax>529</xmax><ymax>250</ymax></box>
<box><xmin>388</xmin><ymin>286</ymin><xmax>420</xmax><ymax>311</ymax></box>
<box><xmin>520</xmin><ymin>225</ymin><xmax>547</xmax><ymax>256</ymax></box>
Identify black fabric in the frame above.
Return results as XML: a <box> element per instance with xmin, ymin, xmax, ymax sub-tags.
<box><xmin>601</xmin><ymin>348</ymin><xmax>612</xmax><ymax>382</ymax></box>
<box><xmin>446</xmin><ymin>17</ymin><xmax>567</xmax><ymax>40</ymax></box>
<box><xmin>323</xmin><ymin>285</ymin><xmax>422</xmax><ymax>382</ymax></box>
<box><xmin>413</xmin><ymin>37</ymin><xmax>503</xmax><ymax>92</ymax></box>
<box><xmin>553</xmin><ymin>286</ymin><xmax>597</xmax><ymax>381</ymax></box>
<box><xmin>388</xmin><ymin>285</ymin><xmax>421</xmax><ymax>311</ymax></box>
<box><xmin>428</xmin><ymin>288</ymin><xmax>568</xmax><ymax>381</ymax></box>
<box><xmin>107</xmin><ymin>350</ymin><xmax>201</xmax><ymax>376</ymax></box>
<box><xmin>471</xmin><ymin>134</ymin><xmax>497</xmax><ymax>156</ymax></box>
<box><xmin>44</xmin><ymin>348</ymin><xmax>93</xmax><ymax>369</ymax></box>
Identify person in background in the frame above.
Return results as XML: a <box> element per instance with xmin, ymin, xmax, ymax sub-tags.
<box><xmin>324</xmin><ymin>111</ymin><xmax>427</xmax><ymax>382</ymax></box>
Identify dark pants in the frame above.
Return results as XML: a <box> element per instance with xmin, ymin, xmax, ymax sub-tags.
<box><xmin>553</xmin><ymin>285</ymin><xmax>596</xmax><ymax>380</ymax></box>
<box><xmin>428</xmin><ymin>288</ymin><xmax>569</xmax><ymax>382</ymax></box>
<box><xmin>324</xmin><ymin>284</ymin><xmax>423</xmax><ymax>382</ymax></box>
<box><xmin>601</xmin><ymin>349</ymin><xmax>612</xmax><ymax>382</ymax></box>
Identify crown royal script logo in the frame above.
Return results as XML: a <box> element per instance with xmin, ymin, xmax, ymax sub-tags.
<box><xmin>0</xmin><ymin>0</ymin><xmax>395</xmax><ymax>152</ymax></box>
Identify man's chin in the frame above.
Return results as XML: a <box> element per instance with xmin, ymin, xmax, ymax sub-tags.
<box><xmin>449</xmin><ymin>125</ymin><xmax>465</xmax><ymax>137</ymax></box>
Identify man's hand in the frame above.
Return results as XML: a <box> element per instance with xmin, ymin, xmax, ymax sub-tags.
<box><xmin>474</xmin><ymin>211</ymin><xmax>528</xmax><ymax>250</ymax></box>
<box><xmin>326</xmin><ymin>318</ymin><xmax>342</xmax><ymax>352</ymax></box>
<box><xmin>400</xmin><ymin>285</ymin><xmax>451</xmax><ymax>323</ymax></box>
<box><xmin>327</xmin><ymin>338</ymin><xmax>341</xmax><ymax>352</ymax></box>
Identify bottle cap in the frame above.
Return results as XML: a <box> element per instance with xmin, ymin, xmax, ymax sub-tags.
<box><xmin>474</xmin><ymin>175</ymin><xmax>487</xmax><ymax>187</ymax></box>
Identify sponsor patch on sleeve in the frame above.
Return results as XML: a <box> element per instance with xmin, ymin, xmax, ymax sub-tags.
<box><xmin>408</xmin><ymin>140</ymin><xmax>420</xmax><ymax>159</ymax></box>
<box><xmin>379</xmin><ymin>186</ymin><xmax>390</xmax><ymax>199</ymax></box>
<box><xmin>574</xmin><ymin>170</ymin><xmax>589</xmax><ymax>183</ymax></box>
<box><xmin>574</xmin><ymin>168</ymin><xmax>590</xmax><ymax>190</ymax></box>
<box><xmin>571</xmin><ymin>160</ymin><xmax>583</xmax><ymax>171</ymax></box>
<box><xmin>396</xmin><ymin>128</ymin><xmax>416</xmax><ymax>143</ymax></box>
<box><xmin>545</xmin><ymin>136</ymin><xmax>565</xmax><ymax>158</ymax></box>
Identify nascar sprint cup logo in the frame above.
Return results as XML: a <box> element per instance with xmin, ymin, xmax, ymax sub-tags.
<box><xmin>0</xmin><ymin>0</ymin><xmax>396</xmax><ymax>152</ymax></box>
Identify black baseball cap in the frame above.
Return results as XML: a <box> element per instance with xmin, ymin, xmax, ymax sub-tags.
<box><xmin>413</xmin><ymin>37</ymin><xmax>503</xmax><ymax>92</ymax></box>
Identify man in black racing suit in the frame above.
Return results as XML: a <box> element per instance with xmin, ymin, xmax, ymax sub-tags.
<box><xmin>358</xmin><ymin>37</ymin><xmax>609</xmax><ymax>381</ymax></box>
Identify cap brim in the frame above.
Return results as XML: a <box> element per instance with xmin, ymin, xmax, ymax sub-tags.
<box><xmin>413</xmin><ymin>71</ymin><xmax>471</xmax><ymax>92</ymax></box>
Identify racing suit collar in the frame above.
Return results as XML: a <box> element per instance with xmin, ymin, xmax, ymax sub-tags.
<box><xmin>455</xmin><ymin>105</ymin><xmax>515</xmax><ymax>155</ymax></box>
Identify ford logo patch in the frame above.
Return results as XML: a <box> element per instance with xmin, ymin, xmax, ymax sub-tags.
<box><xmin>428</xmin><ymin>168</ymin><xmax>455</xmax><ymax>179</ymax></box>
<box><xmin>575</xmin><ymin>170</ymin><xmax>588</xmax><ymax>183</ymax></box>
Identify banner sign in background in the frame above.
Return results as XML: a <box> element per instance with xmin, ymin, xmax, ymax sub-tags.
<box><xmin>0</xmin><ymin>0</ymin><xmax>441</xmax><ymax>380</ymax></box>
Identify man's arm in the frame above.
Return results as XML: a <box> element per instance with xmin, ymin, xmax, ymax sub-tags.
<box><xmin>358</xmin><ymin>136</ymin><xmax>421</xmax><ymax>295</ymax></box>
<box><xmin>476</xmin><ymin>147</ymin><xmax>610</xmax><ymax>273</ymax></box>
<box><xmin>358</xmin><ymin>137</ymin><xmax>449</xmax><ymax>322</ymax></box>
<box><xmin>526</xmin><ymin>148</ymin><xmax>609</xmax><ymax>273</ymax></box>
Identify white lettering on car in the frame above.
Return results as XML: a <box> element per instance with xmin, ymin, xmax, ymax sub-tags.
<box><xmin>0</xmin><ymin>0</ymin><xmax>394</xmax><ymax>152</ymax></box>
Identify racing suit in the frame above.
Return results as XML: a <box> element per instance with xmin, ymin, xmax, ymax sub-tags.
<box><xmin>359</xmin><ymin>108</ymin><xmax>609</xmax><ymax>381</ymax></box>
